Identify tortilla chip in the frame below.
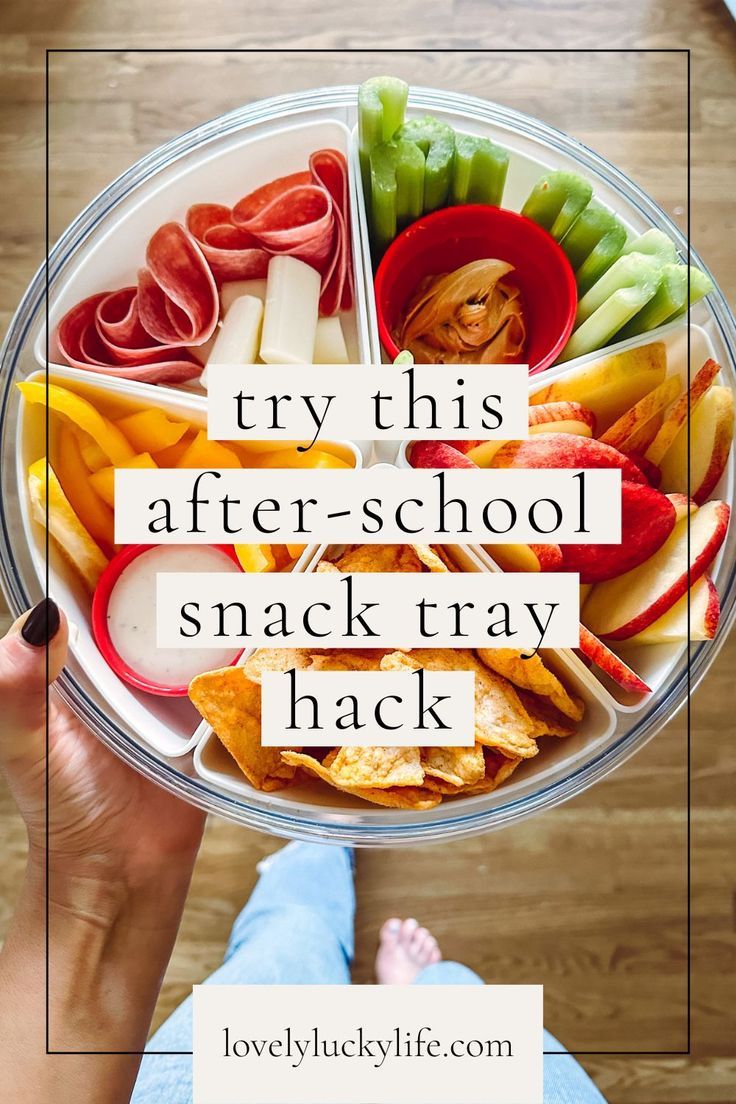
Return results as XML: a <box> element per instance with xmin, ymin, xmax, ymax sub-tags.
<box><xmin>308</xmin><ymin>650</ymin><xmax>384</xmax><ymax>672</ymax></box>
<box><xmin>476</xmin><ymin>649</ymin><xmax>584</xmax><ymax>722</ymax></box>
<box><xmin>329</xmin><ymin>745</ymin><xmax>424</xmax><ymax>788</ymax></box>
<box><xmin>464</xmin><ymin>748</ymin><xmax>523</xmax><ymax>794</ymax></box>
<box><xmin>410</xmin><ymin>544</ymin><xmax>450</xmax><ymax>572</ymax></box>
<box><xmin>188</xmin><ymin>666</ymin><xmax>296</xmax><ymax>790</ymax></box>
<box><xmin>315</xmin><ymin>560</ymin><xmax>341</xmax><ymax>574</ymax></box>
<box><xmin>335</xmin><ymin>544</ymin><xmax>424</xmax><ymax>573</ymax></box>
<box><xmin>242</xmin><ymin>647</ymin><xmax>312</xmax><ymax>684</ymax></box>
<box><xmin>517</xmin><ymin>689</ymin><xmax>576</xmax><ymax>738</ymax></box>
<box><xmin>422</xmin><ymin>776</ymin><xmax>463</xmax><ymax>795</ymax></box>
<box><xmin>421</xmin><ymin>744</ymin><xmax>486</xmax><ymax>787</ymax></box>
<box><xmin>280</xmin><ymin>751</ymin><xmax>441</xmax><ymax>809</ymax></box>
<box><xmin>383</xmin><ymin>649</ymin><xmax>539</xmax><ymax>759</ymax></box>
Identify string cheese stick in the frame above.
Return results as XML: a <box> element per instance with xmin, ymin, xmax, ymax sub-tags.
<box><xmin>259</xmin><ymin>256</ymin><xmax>320</xmax><ymax>365</ymax></box>
<box><xmin>313</xmin><ymin>315</ymin><xmax>349</xmax><ymax>364</ymax></box>
<box><xmin>201</xmin><ymin>294</ymin><xmax>264</xmax><ymax>388</ymax></box>
<box><xmin>220</xmin><ymin>279</ymin><xmax>268</xmax><ymax>314</ymax></box>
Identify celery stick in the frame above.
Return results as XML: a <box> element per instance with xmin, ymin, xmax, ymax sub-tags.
<box><xmin>358</xmin><ymin>77</ymin><xmax>409</xmax><ymax>186</ymax></box>
<box><xmin>521</xmin><ymin>171</ymin><xmax>593</xmax><ymax>240</ymax></box>
<box><xmin>451</xmin><ymin>133</ymin><xmax>509</xmax><ymax>207</ymax></box>
<box><xmin>575</xmin><ymin>252</ymin><xmax>663</xmax><ymax>326</ymax></box>
<box><xmin>616</xmin><ymin>263</ymin><xmax>689</xmax><ymax>339</ymax></box>
<box><xmin>561</xmin><ymin>282</ymin><xmax>661</xmax><ymax>361</ymax></box>
<box><xmin>396</xmin><ymin>116</ymin><xmax>456</xmax><ymax>212</ymax></box>
<box><xmin>369</xmin><ymin>140</ymin><xmax>425</xmax><ymax>254</ymax></box>
<box><xmin>560</xmin><ymin>200</ymin><xmax>627</xmax><ymax>295</ymax></box>
<box><xmin>622</xmin><ymin>229</ymin><xmax>679</xmax><ymax>264</ymax></box>
<box><xmin>667</xmin><ymin>267</ymin><xmax>714</xmax><ymax>320</ymax></box>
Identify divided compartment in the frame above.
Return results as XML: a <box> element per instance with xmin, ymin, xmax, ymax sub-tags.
<box><xmin>193</xmin><ymin>541</ymin><xmax>617</xmax><ymax>819</ymax></box>
<box><xmin>16</xmin><ymin>365</ymin><xmax>362</xmax><ymax>757</ymax></box>
<box><xmin>34</xmin><ymin>116</ymin><xmax>376</xmax><ymax>466</ymax></box>
<box><xmin>394</xmin><ymin>322</ymin><xmax>732</xmax><ymax>708</ymax></box>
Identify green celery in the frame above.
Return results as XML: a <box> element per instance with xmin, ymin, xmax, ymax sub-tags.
<box><xmin>575</xmin><ymin>252</ymin><xmax>663</xmax><ymax>327</ymax></box>
<box><xmin>561</xmin><ymin>282</ymin><xmax>661</xmax><ymax>362</ymax></box>
<box><xmin>622</xmin><ymin>229</ymin><xmax>679</xmax><ymax>264</ymax></box>
<box><xmin>667</xmin><ymin>267</ymin><xmax>714</xmax><ymax>320</ymax></box>
<box><xmin>393</xmin><ymin>350</ymin><xmax>415</xmax><ymax>364</ymax></box>
<box><xmin>369</xmin><ymin>140</ymin><xmax>425</xmax><ymax>254</ymax></box>
<box><xmin>358</xmin><ymin>76</ymin><xmax>409</xmax><ymax>186</ymax></box>
<box><xmin>395</xmin><ymin>115</ymin><xmax>456</xmax><ymax>212</ymax></box>
<box><xmin>521</xmin><ymin>171</ymin><xmax>593</xmax><ymax>240</ymax></box>
<box><xmin>450</xmin><ymin>133</ymin><xmax>509</xmax><ymax>207</ymax></box>
<box><xmin>616</xmin><ymin>263</ymin><xmax>689</xmax><ymax>339</ymax></box>
<box><xmin>560</xmin><ymin>201</ymin><xmax>627</xmax><ymax>296</ymax></box>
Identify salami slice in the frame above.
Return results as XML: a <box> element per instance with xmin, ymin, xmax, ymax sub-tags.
<box><xmin>137</xmin><ymin>222</ymin><xmax>219</xmax><ymax>346</ymax></box>
<box><xmin>310</xmin><ymin>149</ymin><xmax>353</xmax><ymax>314</ymax></box>
<box><xmin>56</xmin><ymin>291</ymin><xmax>201</xmax><ymax>383</ymax></box>
<box><xmin>186</xmin><ymin>204</ymin><xmax>270</xmax><ymax>282</ymax></box>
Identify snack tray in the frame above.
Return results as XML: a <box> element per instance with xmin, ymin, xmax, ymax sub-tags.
<box><xmin>1</xmin><ymin>86</ymin><xmax>734</xmax><ymax>844</ymax></box>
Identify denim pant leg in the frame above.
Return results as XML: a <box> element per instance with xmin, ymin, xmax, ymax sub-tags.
<box><xmin>414</xmin><ymin>962</ymin><xmax>607</xmax><ymax>1103</ymax></box>
<box><xmin>131</xmin><ymin>843</ymin><xmax>355</xmax><ymax>1104</ymax></box>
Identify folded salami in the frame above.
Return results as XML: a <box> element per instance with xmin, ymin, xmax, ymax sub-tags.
<box><xmin>54</xmin><ymin>148</ymin><xmax>354</xmax><ymax>382</ymax></box>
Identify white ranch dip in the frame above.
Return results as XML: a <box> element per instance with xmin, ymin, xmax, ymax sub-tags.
<box><xmin>107</xmin><ymin>545</ymin><xmax>241</xmax><ymax>687</ymax></box>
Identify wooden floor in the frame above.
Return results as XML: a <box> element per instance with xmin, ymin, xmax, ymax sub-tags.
<box><xmin>1</xmin><ymin>8</ymin><xmax>735</xmax><ymax>1102</ymax></box>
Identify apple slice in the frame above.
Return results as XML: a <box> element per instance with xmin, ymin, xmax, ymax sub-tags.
<box><xmin>438</xmin><ymin>440</ymin><xmax>482</xmax><ymax>454</ymax></box>
<box><xmin>626</xmin><ymin>574</ymin><xmax>720</xmax><ymax>645</ymax></box>
<box><xmin>490</xmin><ymin>432</ymin><xmax>648</xmax><ymax>483</ymax></box>
<box><xmin>528</xmin><ymin>401</ymin><xmax>596</xmax><ymax>437</ymax></box>
<box><xmin>409</xmin><ymin>440</ymin><xmax>479</xmax><ymax>469</ymax></box>
<box><xmin>582</xmin><ymin>499</ymin><xmax>730</xmax><ymax>639</ymax></box>
<box><xmin>484</xmin><ymin>542</ymin><xmax>563</xmax><ymax>572</ymax></box>
<box><xmin>529</xmin><ymin>341</ymin><xmax>666</xmax><ymax>431</ymax></box>
<box><xmin>644</xmin><ymin>358</ymin><xmax>720</xmax><ymax>465</ymax></box>
<box><xmin>466</xmin><ymin>440</ymin><xmax>507</xmax><ymax>467</ymax></box>
<box><xmin>659</xmin><ymin>385</ymin><xmax>734</xmax><ymax>504</ymax></box>
<box><xmin>560</xmin><ymin>481</ymin><xmax>676</xmax><ymax>583</ymax></box>
<box><xmin>599</xmin><ymin>375</ymin><xmax>681</xmax><ymax>449</ymax></box>
<box><xmin>578</xmin><ymin>625</ymin><xmax>651</xmax><ymax>694</ymax></box>
<box><xmin>620</xmin><ymin>409</ymin><xmax>664</xmax><ymax>455</ymax></box>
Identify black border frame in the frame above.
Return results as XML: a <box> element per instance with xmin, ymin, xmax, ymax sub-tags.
<box><xmin>41</xmin><ymin>43</ymin><xmax>697</xmax><ymax>1059</ymax></box>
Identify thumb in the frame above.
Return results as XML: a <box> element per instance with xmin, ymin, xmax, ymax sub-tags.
<box><xmin>0</xmin><ymin>598</ymin><xmax>68</xmax><ymax>765</ymax></box>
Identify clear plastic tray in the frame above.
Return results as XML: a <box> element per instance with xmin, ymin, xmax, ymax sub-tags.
<box><xmin>1</xmin><ymin>85</ymin><xmax>734</xmax><ymax>844</ymax></box>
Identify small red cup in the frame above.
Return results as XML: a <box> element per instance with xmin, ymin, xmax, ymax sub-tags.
<box><xmin>92</xmin><ymin>543</ymin><xmax>243</xmax><ymax>697</ymax></box>
<box><xmin>374</xmin><ymin>204</ymin><xmax>578</xmax><ymax>374</ymax></box>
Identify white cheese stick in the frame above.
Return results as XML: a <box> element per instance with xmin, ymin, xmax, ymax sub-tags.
<box><xmin>313</xmin><ymin>315</ymin><xmax>349</xmax><ymax>364</ymax></box>
<box><xmin>220</xmin><ymin>279</ymin><xmax>268</xmax><ymax>314</ymax></box>
<box><xmin>259</xmin><ymin>256</ymin><xmax>320</xmax><ymax>365</ymax></box>
<box><xmin>201</xmin><ymin>295</ymin><xmax>263</xmax><ymax>388</ymax></box>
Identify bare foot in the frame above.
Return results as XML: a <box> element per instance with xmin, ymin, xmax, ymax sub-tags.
<box><xmin>375</xmin><ymin>917</ymin><xmax>442</xmax><ymax>985</ymax></box>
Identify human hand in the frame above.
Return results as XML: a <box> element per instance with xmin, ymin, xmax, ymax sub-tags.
<box><xmin>0</xmin><ymin>598</ymin><xmax>205</xmax><ymax>892</ymax></box>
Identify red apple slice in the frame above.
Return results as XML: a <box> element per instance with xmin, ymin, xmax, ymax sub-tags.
<box><xmin>626</xmin><ymin>574</ymin><xmax>720</xmax><ymax>645</ymax></box>
<box><xmin>578</xmin><ymin>626</ymin><xmax>651</xmax><ymax>694</ymax></box>
<box><xmin>528</xmin><ymin>401</ymin><xmax>596</xmax><ymax>437</ymax></box>
<box><xmin>644</xmin><ymin>358</ymin><xmax>720</xmax><ymax>465</ymax></box>
<box><xmin>560</xmin><ymin>481</ymin><xmax>676</xmax><ymax>583</ymax></box>
<box><xmin>438</xmin><ymin>440</ymin><xmax>483</xmax><ymax>454</ymax></box>
<box><xmin>659</xmin><ymin>385</ymin><xmax>734</xmax><ymax>504</ymax></box>
<box><xmin>582</xmin><ymin>499</ymin><xmax>730</xmax><ymax>640</ymax></box>
<box><xmin>599</xmin><ymin>375</ymin><xmax>681</xmax><ymax>449</ymax></box>
<box><xmin>484</xmin><ymin>542</ymin><xmax>563</xmax><ymax>572</ymax></box>
<box><xmin>409</xmin><ymin>441</ymin><xmax>479</xmax><ymax>469</ymax></box>
<box><xmin>490</xmin><ymin>433</ymin><xmax>647</xmax><ymax>483</ymax></box>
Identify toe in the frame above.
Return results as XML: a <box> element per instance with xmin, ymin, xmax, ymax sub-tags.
<box><xmin>379</xmin><ymin>918</ymin><xmax>402</xmax><ymax>945</ymax></box>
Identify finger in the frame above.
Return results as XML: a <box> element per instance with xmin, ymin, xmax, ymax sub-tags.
<box><xmin>0</xmin><ymin>599</ymin><xmax>68</xmax><ymax>762</ymax></box>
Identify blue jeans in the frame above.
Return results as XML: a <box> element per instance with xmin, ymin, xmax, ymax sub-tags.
<box><xmin>132</xmin><ymin>842</ymin><xmax>605</xmax><ymax>1103</ymax></box>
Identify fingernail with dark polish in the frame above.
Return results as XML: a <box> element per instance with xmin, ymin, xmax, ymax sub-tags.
<box><xmin>21</xmin><ymin>598</ymin><xmax>60</xmax><ymax>647</ymax></box>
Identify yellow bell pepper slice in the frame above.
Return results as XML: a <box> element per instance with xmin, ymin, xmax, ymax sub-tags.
<box><xmin>234</xmin><ymin>544</ymin><xmax>277</xmax><ymax>572</ymax></box>
<box><xmin>89</xmin><ymin>452</ymin><xmax>158</xmax><ymax>508</ymax></box>
<box><xmin>28</xmin><ymin>458</ymin><xmax>108</xmax><ymax>591</ymax></box>
<box><xmin>53</xmin><ymin>425</ymin><xmax>115</xmax><ymax>554</ymax></box>
<box><xmin>116</xmin><ymin>408</ymin><xmax>189</xmax><ymax>454</ymax></box>
<box><xmin>176</xmin><ymin>431</ymin><xmax>241</xmax><ymax>469</ymax></box>
<box><xmin>153</xmin><ymin>432</ymin><xmax>196</xmax><ymax>468</ymax></box>
<box><xmin>286</xmin><ymin>544</ymin><xmax>307</xmax><ymax>560</ymax></box>
<box><xmin>18</xmin><ymin>381</ymin><xmax>134</xmax><ymax>466</ymax></box>
<box><xmin>255</xmin><ymin>448</ymin><xmax>351</xmax><ymax>469</ymax></box>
